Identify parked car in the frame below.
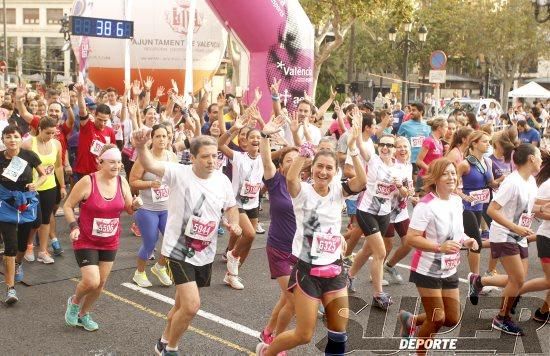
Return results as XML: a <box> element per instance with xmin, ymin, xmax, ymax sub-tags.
<box><xmin>440</xmin><ymin>98</ymin><xmax>502</xmax><ymax>121</ymax></box>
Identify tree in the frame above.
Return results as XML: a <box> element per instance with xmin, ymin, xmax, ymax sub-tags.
<box><xmin>300</xmin><ymin>0</ymin><xmax>413</xmax><ymax>99</ymax></box>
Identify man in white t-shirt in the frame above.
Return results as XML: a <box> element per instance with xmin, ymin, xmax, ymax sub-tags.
<box><xmin>133</xmin><ymin>132</ymin><xmax>241</xmax><ymax>356</ymax></box>
<box><xmin>106</xmin><ymin>87</ymin><xmax>123</xmax><ymax>147</ymax></box>
<box><xmin>282</xmin><ymin>100</ymin><xmax>322</xmax><ymax>145</ymax></box>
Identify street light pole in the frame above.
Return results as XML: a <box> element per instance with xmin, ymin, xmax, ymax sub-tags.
<box><xmin>3</xmin><ymin>0</ymin><xmax>8</xmax><ymax>83</ymax></box>
<box><xmin>402</xmin><ymin>31</ymin><xmax>410</xmax><ymax>107</ymax></box>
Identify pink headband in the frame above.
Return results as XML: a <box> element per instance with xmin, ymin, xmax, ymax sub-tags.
<box><xmin>100</xmin><ymin>147</ymin><xmax>122</xmax><ymax>161</ymax></box>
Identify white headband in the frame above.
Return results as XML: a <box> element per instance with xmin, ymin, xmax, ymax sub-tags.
<box><xmin>100</xmin><ymin>147</ymin><xmax>122</xmax><ymax>161</ymax></box>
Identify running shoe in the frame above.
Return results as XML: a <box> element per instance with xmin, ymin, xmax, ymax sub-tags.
<box><xmin>398</xmin><ymin>310</ymin><xmax>416</xmax><ymax>337</ymax></box>
<box><xmin>223</xmin><ymin>272</ymin><xmax>244</xmax><ymax>290</ymax></box>
<box><xmin>65</xmin><ymin>295</ymin><xmax>80</xmax><ymax>326</ymax></box>
<box><xmin>218</xmin><ymin>227</ymin><xmax>225</xmax><ymax>236</ymax></box>
<box><xmin>24</xmin><ymin>245</ymin><xmax>35</xmax><ymax>262</ymax></box>
<box><xmin>480</xmin><ymin>230</ymin><xmax>489</xmax><ymax>240</ymax></box>
<box><xmin>14</xmin><ymin>263</ymin><xmax>24</xmax><ymax>283</ymax></box>
<box><xmin>369</xmin><ymin>274</ymin><xmax>389</xmax><ymax>286</ymax></box>
<box><xmin>384</xmin><ymin>263</ymin><xmax>404</xmax><ymax>284</ymax></box>
<box><xmin>347</xmin><ymin>275</ymin><xmax>357</xmax><ymax>294</ymax></box>
<box><xmin>133</xmin><ymin>270</ymin><xmax>153</xmax><ymax>288</ymax></box>
<box><xmin>492</xmin><ymin>315</ymin><xmax>524</xmax><ymax>336</ymax></box>
<box><xmin>259</xmin><ymin>328</ymin><xmax>274</xmax><ymax>344</ymax></box>
<box><xmin>161</xmin><ymin>350</ymin><xmax>179</xmax><ymax>356</ymax></box>
<box><xmin>77</xmin><ymin>313</ymin><xmax>99</xmax><ymax>331</ymax></box>
<box><xmin>5</xmin><ymin>288</ymin><xmax>18</xmax><ymax>305</ymax></box>
<box><xmin>151</xmin><ymin>263</ymin><xmax>173</xmax><ymax>286</ymax></box>
<box><xmin>226</xmin><ymin>250</ymin><xmax>240</xmax><ymax>276</ymax></box>
<box><xmin>256</xmin><ymin>223</ymin><xmax>266</xmax><ymax>234</ymax></box>
<box><xmin>51</xmin><ymin>238</ymin><xmax>64</xmax><ymax>256</ymax></box>
<box><xmin>510</xmin><ymin>295</ymin><xmax>521</xmax><ymax>315</ymax></box>
<box><xmin>533</xmin><ymin>308</ymin><xmax>550</xmax><ymax>323</ymax></box>
<box><xmin>255</xmin><ymin>342</ymin><xmax>268</xmax><ymax>356</ymax></box>
<box><xmin>37</xmin><ymin>251</ymin><xmax>54</xmax><ymax>264</ymax></box>
<box><xmin>468</xmin><ymin>272</ymin><xmax>482</xmax><ymax>305</ymax></box>
<box><xmin>155</xmin><ymin>339</ymin><xmax>167</xmax><ymax>355</ymax></box>
<box><xmin>372</xmin><ymin>292</ymin><xmax>393</xmax><ymax>311</ymax></box>
<box><xmin>131</xmin><ymin>222</ymin><xmax>142</xmax><ymax>237</ymax></box>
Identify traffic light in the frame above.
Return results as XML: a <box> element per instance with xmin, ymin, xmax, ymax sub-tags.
<box><xmin>335</xmin><ymin>84</ymin><xmax>345</xmax><ymax>93</ymax></box>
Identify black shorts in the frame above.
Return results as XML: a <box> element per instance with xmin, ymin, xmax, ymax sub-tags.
<box><xmin>38</xmin><ymin>187</ymin><xmax>58</xmax><ymax>224</ymax></box>
<box><xmin>463</xmin><ymin>210</ymin><xmax>483</xmax><ymax>253</ymax></box>
<box><xmin>54</xmin><ymin>175</ymin><xmax>62</xmax><ymax>205</ymax></box>
<box><xmin>356</xmin><ymin>210</ymin><xmax>390</xmax><ymax>237</ymax></box>
<box><xmin>409</xmin><ymin>270</ymin><xmax>459</xmax><ymax>289</ymax></box>
<box><xmin>238</xmin><ymin>207</ymin><xmax>259</xmax><ymax>220</ymax></box>
<box><xmin>490</xmin><ymin>242</ymin><xmax>528</xmax><ymax>259</ymax></box>
<box><xmin>287</xmin><ymin>260</ymin><xmax>347</xmax><ymax>300</ymax></box>
<box><xmin>167</xmin><ymin>258</ymin><xmax>212</xmax><ymax>287</ymax></box>
<box><xmin>74</xmin><ymin>249</ymin><xmax>117</xmax><ymax>268</ymax></box>
<box><xmin>537</xmin><ymin>235</ymin><xmax>550</xmax><ymax>261</ymax></box>
<box><xmin>384</xmin><ymin>219</ymin><xmax>410</xmax><ymax>238</ymax></box>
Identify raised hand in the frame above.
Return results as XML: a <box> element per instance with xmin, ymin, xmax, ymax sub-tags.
<box><xmin>144</xmin><ymin>76</ymin><xmax>154</xmax><ymax>91</ymax></box>
<box><xmin>73</xmin><ymin>82</ymin><xmax>85</xmax><ymax>95</ymax></box>
<box><xmin>217</xmin><ymin>91</ymin><xmax>226</xmax><ymax>107</ymax></box>
<box><xmin>234</xmin><ymin>115</ymin><xmax>246</xmax><ymax>130</ymax></box>
<box><xmin>203</xmin><ymin>79</ymin><xmax>213</xmax><ymax>93</ymax></box>
<box><xmin>270</xmin><ymin>78</ymin><xmax>281</xmax><ymax>96</ymax></box>
<box><xmin>128</xmin><ymin>100</ymin><xmax>138</xmax><ymax>117</ymax></box>
<box><xmin>170</xmin><ymin>79</ymin><xmax>179</xmax><ymax>95</ymax></box>
<box><xmin>189</xmin><ymin>107</ymin><xmax>201</xmax><ymax>122</ymax></box>
<box><xmin>15</xmin><ymin>84</ymin><xmax>27</xmax><ymax>100</ymax></box>
<box><xmin>59</xmin><ymin>87</ymin><xmax>70</xmax><ymax>107</ymax></box>
<box><xmin>290</xmin><ymin>111</ymin><xmax>300</xmax><ymax>133</ymax></box>
<box><xmin>184</xmin><ymin>128</ymin><xmax>195</xmax><ymax>140</ymax></box>
<box><xmin>124</xmin><ymin>80</ymin><xmax>131</xmax><ymax>95</ymax></box>
<box><xmin>131</xmin><ymin>80</ymin><xmax>143</xmax><ymax>97</ymax></box>
<box><xmin>155</xmin><ymin>86</ymin><xmax>165</xmax><ymax>99</ymax></box>
<box><xmin>330</xmin><ymin>85</ymin><xmax>337</xmax><ymax>100</ymax></box>
<box><xmin>263</xmin><ymin>115</ymin><xmax>287</xmax><ymax>135</ymax></box>
<box><xmin>254</xmin><ymin>87</ymin><xmax>262</xmax><ymax>102</ymax></box>
<box><xmin>231</xmin><ymin>98</ymin><xmax>241</xmax><ymax>116</ymax></box>
<box><xmin>303</xmin><ymin>90</ymin><xmax>312</xmax><ymax>102</ymax></box>
<box><xmin>132</xmin><ymin>127</ymin><xmax>153</xmax><ymax>148</ymax></box>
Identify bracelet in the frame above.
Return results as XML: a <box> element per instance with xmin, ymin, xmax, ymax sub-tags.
<box><xmin>348</xmin><ymin>149</ymin><xmax>359</xmax><ymax>157</ymax></box>
<box><xmin>69</xmin><ymin>221</ymin><xmax>79</xmax><ymax>231</ymax></box>
<box><xmin>271</xmin><ymin>95</ymin><xmax>280</xmax><ymax>101</ymax></box>
<box><xmin>260</xmin><ymin>132</ymin><xmax>271</xmax><ymax>139</ymax></box>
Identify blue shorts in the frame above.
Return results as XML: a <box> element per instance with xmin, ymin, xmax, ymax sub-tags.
<box><xmin>345</xmin><ymin>199</ymin><xmax>357</xmax><ymax>216</ymax></box>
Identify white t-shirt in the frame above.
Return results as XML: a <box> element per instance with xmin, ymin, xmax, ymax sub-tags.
<box><xmin>389</xmin><ymin>161</ymin><xmax>413</xmax><ymax>223</ymax></box>
<box><xmin>344</xmin><ymin>138</ymin><xmax>375</xmax><ymax>202</ymax></box>
<box><xmin>161</xmin><ymin>163</ymin><xmax>236</xmax><ymax>266</ymax></box>
<box><xmin>356</xmin><ymin>154</ymin><xmax>401</xmax><ymax>216</ymax></box>
<box><xmin>108</xmin><ymin>102</ymin><xmax>123</xmax><ymax>141</ymax></box>
<box><xmin>231</xmin><ymin>151</ymin><xmax>264</xmax><ymax>210</ymax></box>
<box><xmin>292</xmin><ymin>182</ymin><xmax>345</xmax><ymax>266</ymax></box>
<box><xmin>489</xmin><ymin>170</ymin><xmax>537</xmax><ymax>247</ymax></box>
<box><xmin>297</xmin><ymin>124</ymin><xmax>322</xmax><ymax>145</ymax></box>
<box><xmin>409</xmin><ymin>193</ymin><xmax>465</xmax><ymax>278</ymax></box>
<box><xmin>536</xmin><ymin>178</ymin><xmax>550</xmax><ymax>238</ymax></box>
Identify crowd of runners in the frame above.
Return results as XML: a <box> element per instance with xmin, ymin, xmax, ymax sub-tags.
<box><xmin>1</xmin><ymin>79</ymin><xmax>550</xmax><ymax>355</ymax></box>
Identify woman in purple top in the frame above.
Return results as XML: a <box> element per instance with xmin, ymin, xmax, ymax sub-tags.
<box><xmin>257</xmin><ymin>129</ymin><xmax>300</xmax><ymax>345</ymax></box>
<box><xmin>457</xmin><ymin>131</ymin><xmax>496</xmax><ymax>275</ymax></box>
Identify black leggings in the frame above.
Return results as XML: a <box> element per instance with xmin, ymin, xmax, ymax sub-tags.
<box><xmin>0</xmin><ymin>221</ymin><xmax>36</xmax><ymax>257</ymax></box>
<box><xmin>463</xmin><ymin>210</ymin><xmax>483</xmax><ymax>253</ymax></box>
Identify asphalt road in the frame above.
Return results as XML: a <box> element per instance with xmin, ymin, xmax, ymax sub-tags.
<box><xmin>2</xmin><ymin>203</ymin><xmax>550</xmax><ymax>356</ymax></box>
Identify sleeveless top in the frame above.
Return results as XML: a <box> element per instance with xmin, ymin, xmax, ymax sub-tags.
<box><xmin>461</xmin><ymin>155</ymin><xmax>493</xmax><ymax>212</ymax></box>
<box><xmin>139</xmin><ymin>151</ymin><xmax>170</xmax><ymax>211</ymax></box>
<box><xmin>74</xmin><ymin>173</ymin><xmax>125</xmax><ymax>251</ymax></box>
<box><xmin>32</xmin><ymin>136</ymin><xmax>57</xmax><ymax>191</ymax></box>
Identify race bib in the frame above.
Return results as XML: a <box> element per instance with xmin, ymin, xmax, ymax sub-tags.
<box><xmin>216</xmin><ymin>151</ymin><xmax>227</xmax><ymax>170</ymax></box>
<box><xmin>240</xmin><ymin>181</ymin><xmax>261</xmax><ymax>198</ymax></box>
<box><xmin>184</xmin><ymin>215</ymin><xmax>216</xmax><ymax>242</ymax></box>
<box><xmin>469</xmin><ymin>188</ymin><xmax>490</xmax><ymax>206</ymax></box>
<box><xmin>44</xmin><ymin>165</ymin><xmax>55</xmax><ymax>176</ymax></box>
<box><xmin>90</xmin><ymin>140</ymin><xmax>105</xmax><ymax>156</ymax></box>
<box><xmin>441</xmin><ymin>252</ymin><xmax>461</xmax><ymax>270</ymax></box>
<box><xmin>2</xmin><ymin>156</ymin><xmax>28</xmax><ymax>182</ymax></box>
<box><xmin>519</xmin><ymin>213</ymin><xmax>534</xmax><ymax>229</ymax></box>
<box><xmin>410</xmin><ymin>136</ymin><xmax>425</xmax><ymax>148</ymax></box>
<box><xmin>310</xmin><ymin>232</ymin><xmax>341</xmax><ymax>257</ymax></box>
<box><xmin>151</xmin><ymin>184</ymin><xmax>169</xmax><ymax>203</ymax></box>
<box><xmin>92</xmin><ymin>218</ymin><xmax>119</xmax><ymax>238</ymax></box>
<box><xmin>374</xmin><ymin>181</ymin><xmax>396</xmax><ymax>199</ymax></box>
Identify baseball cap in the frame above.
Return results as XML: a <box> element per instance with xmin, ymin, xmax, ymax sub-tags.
<box><xmin>85</xmin><ymin>97</ymin><xmax>97</xmax><ymax>110</ymax></box>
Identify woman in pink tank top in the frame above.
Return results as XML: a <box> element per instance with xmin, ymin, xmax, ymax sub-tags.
<box><xmin>62</xmin><ymin>144</ymin><xmax>142</xmax><ymax>331</ymax></box>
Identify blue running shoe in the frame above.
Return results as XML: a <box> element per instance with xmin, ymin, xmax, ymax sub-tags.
<box><xmin>65</xmin><ymin>296</ymin><xmax>80</xmax><ymax>326</ymax></box>
<box><xmin>14</xmin><ymin>263</ymin><xmax>24</xmax><ymax>283</ymax></box>
<box><xmin>492</xmin><ymin>315</ymin><xmax>524</xmax><ymax>336</ymax></box>
<box><xmin>77</xmin><ymin>313</ymin><xmax>99</xmax><ymax>331</ymax></box>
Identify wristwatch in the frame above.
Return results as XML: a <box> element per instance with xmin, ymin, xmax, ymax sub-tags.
<box><xmin>260</xmin><ymin>132</ymin><xmax>271</xmax><ymax>139</ymax></box>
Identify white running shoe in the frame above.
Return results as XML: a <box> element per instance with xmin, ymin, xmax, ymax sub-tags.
<box><xmin>133</xmin><ymin>270</ymin><xmax>153</xmax><ymax>288</ymax></box>
<box><xmin>226</xmin><ymin>250</ymin><xmax>240</xmax><ymax>276</ymax></box>
<box><xmin>151</xmin><ymin>263</ymin><xmax>173</xmax><ymax>286</ymax></box>
<box><xmin>37</xmin><ymin>251</ymin><xmax>54</xmax><ymax>264</ymax></box>
<box><xmin>24</xmin><ymin>245</ymin><xmax>35</xmax><ymax>262</ymax></box>
<box><xmin>224</xmin><ymin>273</ymin><xmax>244</xmax><ymax>290</ymax></box>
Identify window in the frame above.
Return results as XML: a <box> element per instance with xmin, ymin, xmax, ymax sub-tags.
<box><xmin>45</xmin><ymin>37</ymin><xmax>65</xmax><ymax>74</ymax></box>
<box><xmin>0</xmin><ymin>9</ymin><xmax>16</xmax><ymax>24</ymax></box>
<box><xmin>23</xmin><ymin>8</ymin><xmax>39</xmax><ymax>24</ymax></box>
<box><xmin>47</xmin><ymin>9</ymin><xmax>64</xmax><ymax>25</ymax></box>
<box><xmin>22</xmin><ymin>37</ymin><xmax>42</xmax><ymax>75</ymax></box>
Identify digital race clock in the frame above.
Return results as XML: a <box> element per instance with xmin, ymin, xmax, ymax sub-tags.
<box><xmin>70</xmin><ymin>16</ymin><xmax>134</xmax><ymax>39</ymax></box>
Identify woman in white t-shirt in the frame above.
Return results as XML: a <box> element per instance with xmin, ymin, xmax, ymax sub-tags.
<box><xmin>505</xmin><ymin>150</ymin><xmax>550</xmax><ymax>324</ymax></box>
<box><xmin>218</xmin><ymin>117</ymin><xmax>264</xmax><ymax>290</ymax></box>
<box><xmin>468</xmin><ymin>143</ymin><xmax>542</xmax><ymax>336</ymax></box>
<box><xmin>256</xmin><ymin>125</ymin><xmax>366</xmax><ymax>356</ymax></box>
<box><xmin>348</xmin><ymin>134</ymin><xmax>405</xmax><ymax>310</ymax></box>
<box><xmin>399</xmin><ymin>158</ymin><xmax>477</xmax><ymax>351</ymax></box>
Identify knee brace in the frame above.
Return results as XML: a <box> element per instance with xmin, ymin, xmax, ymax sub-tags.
<box><xmin>325</xmin><ymin>329</ymin><xmax>347</xmax><ymax>356</ymax></box>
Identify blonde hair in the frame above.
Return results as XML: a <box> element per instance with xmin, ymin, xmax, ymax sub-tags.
<box><xmin>422</xmin><ymin>158</ymin><xmax>458</xmax><ymax>193</ymax></box>
<box><xmin>395</xmin><ymin>136</ymin><xmax>411</xmax><ymax>162</ymax></box>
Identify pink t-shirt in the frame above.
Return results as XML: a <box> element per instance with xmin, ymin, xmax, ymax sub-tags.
<box><xmin>419</xmin><ymin>135</ymin><xmax>443</xmax><ymax>176</ymax></box>
<box><xmin>328</xmin><ymin>119</ymin><xmax>350</xmax><ymax>138</ymax></box>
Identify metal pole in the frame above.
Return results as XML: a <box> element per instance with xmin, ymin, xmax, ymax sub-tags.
<box><xmin>3</xmin><ymin>0</ymin><xmax>8</xmax><ymax>83</ymax></box>
<box><xmin>485</xmin><ymin>67</ymin><xmax>490</xmax><ymax>98</ymax></box>
<box><xmin>401</xmin><ymin>33</ymin><xmax>410</xmax><ymax>106</ymax></box>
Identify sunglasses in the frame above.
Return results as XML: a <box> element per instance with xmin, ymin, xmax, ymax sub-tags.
<box><xmin>378</xmin><ymin>143</ymin><xmax>395</xmax><ymax>148</ymax></box>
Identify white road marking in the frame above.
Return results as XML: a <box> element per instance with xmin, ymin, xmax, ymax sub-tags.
<box><xmin>121</xmin><ymin>282</ymin><xmax>261</xmax><ymax>339</ymax></box>
<box><xmin>394</xmin><ymin>262</ymin><xmax>469</xmax><ymax>284</ymax></box>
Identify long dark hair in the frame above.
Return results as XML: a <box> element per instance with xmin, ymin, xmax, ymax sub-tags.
<box><xmin>536</xmin><ymin>149</ymin><xmax>550</xmax><ymax>186</ymax></box>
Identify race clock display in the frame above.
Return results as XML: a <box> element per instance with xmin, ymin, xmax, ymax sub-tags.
<box><xmin>70</xmin><ymin>16</ymin><xmax>134</xmax><ymax>39</ymax></box>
